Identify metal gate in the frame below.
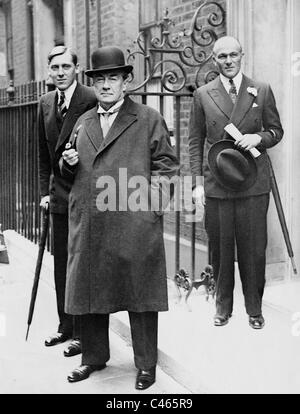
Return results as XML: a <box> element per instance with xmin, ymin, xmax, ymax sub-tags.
<box><xmin>0</xmin><ymin>2</ymin><xmax>226</xmax><ymax>277</ymax></box>
<box><xmin>126</xmin><ymin>2</ymin><xmax>225</xmax><ymax>287</ymax></box>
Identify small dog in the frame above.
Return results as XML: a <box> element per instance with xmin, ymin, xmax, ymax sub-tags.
<box><xmin>174</xmin><ymin>265</ymin><xmax>216</xmax><ymax>303</ymax></box>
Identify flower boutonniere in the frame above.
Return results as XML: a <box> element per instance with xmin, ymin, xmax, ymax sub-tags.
<box><xmin>247</xmin><ymin>87</ymin><xmax>258</xmax><ymax>97</ymax></box>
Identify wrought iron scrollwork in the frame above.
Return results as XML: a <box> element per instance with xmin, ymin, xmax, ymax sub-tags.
<box><xmin>127</xmin><ymin>0</ymin><xmax>225</xmax><ymax>93</ymax></box>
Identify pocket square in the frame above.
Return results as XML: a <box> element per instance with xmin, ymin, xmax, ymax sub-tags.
<box><xmin>252</xmin><ymin>103</ymin><xmax>259</xmax><ymax>108</ymax></box>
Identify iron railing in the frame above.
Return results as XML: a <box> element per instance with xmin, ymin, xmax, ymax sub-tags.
<box><xmin>0</xmin><ymin>1</ymin><xmax>225</xmax><ymax>301</ymax></box>
<box><xmin>0</xmin><ymin>81</ymin><xmax>51</xmax><ymax>249</ymax></box>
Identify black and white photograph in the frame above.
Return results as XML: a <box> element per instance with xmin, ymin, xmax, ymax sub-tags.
<box><xmin>0</xmin><ymin>0</ymin><xmax>300</xmax><ymax>398</ymax></box>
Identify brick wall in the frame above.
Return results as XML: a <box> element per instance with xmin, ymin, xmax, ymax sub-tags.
<box><xmin>74</xmin><ymin>0</ymin><xmax>86</xmax><ymax>68</ymax></box>
<box><xmin>0</xmin><ymin>0</ymin><xmax>226</xmax><ymax>244</ymax></box>
<box><xmin>131</xmin><ymin>0</ymin><xmax>226</xmax><ymax>242</ymax></box>
<box><xmin>73</xmin><ymin>0</ymin><xmax>138</xmax><ymax>72</ymax></box>
<box><xmin>100</xmin><ymin>0</ymin><xmax>139</xmax><ymax>53</ymax></box>
<box><xmin>169</xmin><ymin>0</ymin><xmax>226</xmax><ymax>242</ymax></box>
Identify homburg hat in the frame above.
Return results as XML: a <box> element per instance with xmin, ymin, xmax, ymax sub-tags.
<box><xmin>85</xmin><ymin>46</ymin><xmax>133</xmax><ymax>77</ymax></box>
<box><xmin>208</xmin><ymin>140</ymin><xmax>257</xmax><ymax>192</ymax></box>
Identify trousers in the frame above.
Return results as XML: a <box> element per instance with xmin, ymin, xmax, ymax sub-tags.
<box><xmin>205</xmin><ymin>194</ymin><xmax>270</xmax><ymax>317</ymax></box>
<box><xmin>80</xmin><ymin>312</ymin><xmax>158</xmax><ymax>370</ymax></box>
<box><xmin>52</xmin><ymin>212</ymin><xmax>79</xmax><ymax>337</ymax></box>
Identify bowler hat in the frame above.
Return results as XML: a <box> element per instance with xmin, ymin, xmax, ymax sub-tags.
<box><xmin>85</xmin><ymin>46</ymin><xmax>133</xmax><ymax>77</ymax></box>
<box><xmin>208</xmin><ymin>140</ymin><xmax>257</xmax><ymax>192</ymax></box>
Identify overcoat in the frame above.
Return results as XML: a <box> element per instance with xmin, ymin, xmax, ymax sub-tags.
<box><xmin>38</xmin><ymin>83</ymin><xmax>97</xmax><ymax>213</ymax></box>
<box><xmin>61</xmin><ymin>97</ymin><xmax>179</xmax><ymax>315</ymax></box>
<box><xmin>188</xmin><ymin>75</ymin><xmax>284</xmax><ymax>198</ymax></box>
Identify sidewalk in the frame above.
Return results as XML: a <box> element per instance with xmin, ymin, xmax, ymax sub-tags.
<box><xmin>2</xmin><ymin>230</ymin><xmax>300</xmax><ymax>394</ymax></box>
<box><xmin>0</xmin><ymin>234</ymin><xmax>190</xmax><ymax>395</ymax></box>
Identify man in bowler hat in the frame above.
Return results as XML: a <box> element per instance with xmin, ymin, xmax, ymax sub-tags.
<box><xmin>61</xmin><ymin>46</ymin><xmax>179</xmax><ymax>389</ymax></box>
<box><xmin>188</xmin><ymin>36</ymin><xmax>283</xmax><ymax>329</ymax></box>
<box><xmin>38</xmin><ymin>46</ymin><xmax>97</xmax><ymax>355</ymax></box>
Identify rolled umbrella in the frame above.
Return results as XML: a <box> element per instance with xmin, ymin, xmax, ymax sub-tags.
<box><xmin>25</xmin><ymin>204</ymin><xmax>50</xmax><ymax>341</ymax></box>
<box><xmin>224</xmin><ymin>123</ymin><xmax>297</xmax><ymax>275</ymax></box>
<box><xmin>267</xmin><ymin>157</ymin><xmax>297</xmax><ymax>275</ymax></box>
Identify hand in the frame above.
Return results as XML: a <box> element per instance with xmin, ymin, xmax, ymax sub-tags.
<box><xmin>40</xmin><ymin>195</ymin><xmax>50</xmax><ymax>209</ymax></box>
<box><xmin>235</xmin><ymin>134</ymin><xmax>262</xmax><ymax>151</ymax></box>
<box><xmin>62</xmin><ymin>148</ymin><xmax>79</xmax><ymax>166</ymax></box>
<box><xmin>192</xmin><ymin>185</ymin><xmax>205</xmax><ymax>207</ymax></box>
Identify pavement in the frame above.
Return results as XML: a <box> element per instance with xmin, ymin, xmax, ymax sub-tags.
<box><xmin>1</xmin><ymin>230</ymin><xmax>300</xmax><ymax>394</ymax></box>
<box><xmin>0</xmin><ymin>255</ymin><xmax>190</xmax><ymax>395</ymax></box>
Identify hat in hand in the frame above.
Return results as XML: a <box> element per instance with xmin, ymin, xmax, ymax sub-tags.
<box><xmin>208</xmin><ymin>140</ymin><xmax>257</xmax><ymax>192</ymax></box>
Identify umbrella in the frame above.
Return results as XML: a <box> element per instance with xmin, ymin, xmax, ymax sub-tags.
<box><xmin>224</xmin><ymin>123</ymin><xmax>297</xmax><ymax>274</ymax></box>
<box><xmin>25</xmin><ymin>205</ymin><xmax>50</xmax><ymax>340</ymax></box>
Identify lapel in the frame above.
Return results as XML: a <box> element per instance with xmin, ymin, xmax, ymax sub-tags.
<box><xmin>229</xmin><ymin>75</ymin><xmax>258</xmax><ymax>127</ymax></box>
<box><xmin>96</xmin><ymin>97</ymin><xmax>137</xmax><ymax>157</ymax></box>
<box><xmin>55</xmin><ymin>84</ymin><xmax>87</xmax><ymax>152</ymax></box>
<box><xmin>43</xmin><ymin>92</ymin><xmax>60</xmax><ymax>146</ymax></box>
<box><xmin>84</xmin><ymin>107</ymin><xmax>103</xmax><ymax>151</ymax></box>
<box><xmin>207</xmin><ymin>77</ymin><xmax>234</xmax><ymax>119</ymax></box>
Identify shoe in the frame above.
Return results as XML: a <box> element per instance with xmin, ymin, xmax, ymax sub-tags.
<box><xmin>45</xmin><ymin>332</ymin><xmax>70</xmax><ymax>347</ymax></box>
<box><xmin>214</xmin><ymin>314</ymin><xmax>232</xmax><ymax>327</ymax></box>
<box><xmin>67</xmin><ymin>364</ymin><xmax>106</xmax><ymax>383</ymax></box>
<box><xmin>135</xmin><ymin>367</ymin><xmax>156</xmax><ymax>390</ymax></box>
<box><xmin>249</xmin><ymin>315</ymin><xmax>265</xmax><ymax>329</ymax></box>
<box><xmin>64</xmin><ymin>339</ymin><xmax>82</xmax><ymax>357</ymax></box>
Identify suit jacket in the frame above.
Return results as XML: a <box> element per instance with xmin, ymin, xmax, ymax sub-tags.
<box><xmin>188</xmin><ymin>75</ymin><xmax>284</xmax><ymax>198</ymax></box>
<box><xmin>38</xmin><ymin>83</ymin><xmax>97</xmax><ymax>214</ymax></box>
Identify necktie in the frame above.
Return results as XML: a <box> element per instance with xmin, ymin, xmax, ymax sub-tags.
<box><xmin>100</xmin><ymin>107</ymin><xmax>120</xmax><ymax>138</ymax></box>
<box><xmin>58</xmin><ymin>91</ymin><xmax>67</xmax><ymax>119</ymax></box>
<box><xmin>229</xmin><ymin>79</ymin><xmax>237</xmax><ymax>104</ymax></box>
<box><xmin>101</xmin><ymin>112</ymin><xmax>111</xmax><ymax>138</ymax></box>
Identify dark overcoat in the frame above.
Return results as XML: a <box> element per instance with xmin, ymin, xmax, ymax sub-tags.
<box><xmin>188</xmin><ymin>75</ymin><xmax>284</xmax><ymax>198</ymax></box>
<box><xmin>62</xmin><ymin>97</ymin><xmax>179</xmax><ymax>315</ymax></box>
<box><xmin>38</xmin><ymin>83</ymin><xmax>97</xmax><ymax>213</ymax></box>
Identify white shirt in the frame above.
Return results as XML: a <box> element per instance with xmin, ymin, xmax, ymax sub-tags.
<box><xmin>220</xmin><ymin>72</ymin><xmax>243</xmax><ymax>95</ymax></box>
<box><xmin>57</xmin><ymin>80</ymin><xmax>77</xmax><ymax>109</ymax></box>
<box><xmin>97</xmin><ymin>98</ymin><xmax>124</xmax><ymax>130</ymax></box>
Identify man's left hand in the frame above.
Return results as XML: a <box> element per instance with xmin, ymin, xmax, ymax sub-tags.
<box><xmin>235</xmin><ymin>134</ymin><xmax>262</xmax><ymax>151</ymax></box>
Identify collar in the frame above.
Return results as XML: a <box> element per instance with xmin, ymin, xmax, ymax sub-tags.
<box><xmin>57</xmin><ymin>80</ymin><xmax>77</xmax><ymax>107</ymax></box>
<box><xmin>220</xmin><ymin>72</ymin><xmax>243</xmax><ymax>94</ymax></box>
<box><xmin>97</xmin><ymin>98</ymin><xmax>124</xmax><ymax>114</ymax></box>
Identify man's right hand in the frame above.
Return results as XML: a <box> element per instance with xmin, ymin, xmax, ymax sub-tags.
<box><xmin>40</xmin><ymin>195</ymin><xmax>50</xmax><ymax>209</ymax></box>
<box><xmin>62</xmin><ymin>148</ymin><xmax>79</xmax><ymax>166</ymax></box>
